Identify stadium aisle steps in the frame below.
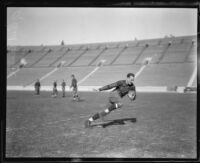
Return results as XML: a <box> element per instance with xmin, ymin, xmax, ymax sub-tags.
<box><xmin>184</xmin><ymin>43</ymin><xmax>195</xmax><ymax>62</ymax></box>
<box><xmin>159</xmin><ymin>43</ymin><xmax>192</xmax><ymax>63</ymax></box>
<box><xmin>68</xmin><ymin>49</ymin><xmax>88</xmax><ymax>66</ymax></box>
<box><xmin>110</xmin><ymin>47</ymin><xmax>127</xmax><ymax>65</ymax></box>
<box><xmin>48</xmin><ymin>50</ymin><xmax>69</xmax><ymax>67</ymax></box>
<box><xmin>88</xmin><ymin>48</ymin><xmax>107</xmax><ymax>66</ymax></box>
<box><xmin>132</xmin><ymin>46</ymin><xmax>147</xmax><ymax>64</ymax></box>
<box><xmin>156</xmin><ymin>44</ymin><xmax>170</xmax><ymax>64</ymax></box>
<box><xmin>10</xmin><ymin>51</ymin><xmax>30</xmax><ymax>68</ymax></box>
<box><xmin>28</xmin><ymin>51</ymin><xmax>50</xmax><ymax>67</ymax></box>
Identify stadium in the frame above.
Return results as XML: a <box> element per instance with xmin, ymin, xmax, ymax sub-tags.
<box><xmin>6</xmin><ymin>8</ymin><xmax>197</xmax><ymax>159</ymax></box>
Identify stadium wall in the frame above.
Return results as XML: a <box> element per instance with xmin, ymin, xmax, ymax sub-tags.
<box><xmin>7</xmin><ymin>85</ymin><xmax>188</xmax><ymax>93</ymax></box>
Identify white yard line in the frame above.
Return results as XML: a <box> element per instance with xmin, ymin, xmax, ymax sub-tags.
<box><xmin>187</xmin><ymin>66</ymin><xmax>197</xmax><ymax>87</ymax></box>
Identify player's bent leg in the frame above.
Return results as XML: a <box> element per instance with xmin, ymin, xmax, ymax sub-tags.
<box><xmin>84</xmin><ymin>103</ymin><xmax>122</xmax><ymax>128</ymax></box>
<box><xmin>115</xmin><ymin>103</ymin><xmax>123</xmax><ymax>109</ymax></box>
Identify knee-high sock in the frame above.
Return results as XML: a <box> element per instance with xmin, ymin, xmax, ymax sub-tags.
<box><xmin>89</xmin><ymin>104</ymin><xmax>117</xmax><ymax>121</ymax></box>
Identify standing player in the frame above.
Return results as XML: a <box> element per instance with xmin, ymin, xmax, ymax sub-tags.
<box><xmin>52</xmin><ymin>80</ymin><xmax>58</xmax><ymax>98</ymax></box>
<box><xmin>34</xmin><ymin>79</ymin><xmax>41</xmax><ymax>95</ymax></box>
<box><xmin>85</xmin><ymin>73</ymin><xmax>136</xmax><ymax>128</ymax></box>
<box><xmin>70</xmin><ymin>74</ymin><xmax>79</xmax><ymax>101</ymax></box>
<box><xmin>61</xmin><ymin>79</ymin><xmax>66</xmax><ymax>97</ymax></box>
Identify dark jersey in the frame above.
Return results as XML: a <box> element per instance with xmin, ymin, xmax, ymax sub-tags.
<box><xmin>71</xmin><ymin>78</ymin><xmax>77</xmax><ymax>88</ymax></box>
<box><xmin>35</xmin><ymin>81</ymin><xmax>40</xmax><ymax>88</ymax></box>
<box><xmin>53</xmin><ymin>82</ymin><xmax>57</xmax><ymax>88</ymax></box>
<box><xmin>99</xmin><ymin>80</ymin><xmax>136</xmax><ymax>98</ymax></box>
<box><xmin>61</xmin><ymin>82</ymin><xmax>66</xmax><ymax>88</ymax></box>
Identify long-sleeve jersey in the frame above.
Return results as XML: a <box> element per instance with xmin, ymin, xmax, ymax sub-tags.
<box><xmin>53</xmin><ymin>82</ymin><xmax>57</xmax><ymax>88</ymax></box>
<box><xmin>61</xmin><ymin>82</ymin><xmax>66</xmax><ymax>88</ymax></box>
<box><xmin>99</xmin><ymin>80</ymin><xmax>136</xmax><ymax>98</ymax></box>
<box><xmin>34</xmin><ymin>81</ymin><xmax>40</xmax><ymax>88</ymax></box>
<box><xmin>71</xmin><ymin>78</ymin><xmax>77</xmax><ymax>88</ymax></box>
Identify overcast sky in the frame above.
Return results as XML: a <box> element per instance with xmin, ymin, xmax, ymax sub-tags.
<box><xmin>7</xmin><ymin>7</ymin><xmax>197</xmax><ymax>46</ymax></box>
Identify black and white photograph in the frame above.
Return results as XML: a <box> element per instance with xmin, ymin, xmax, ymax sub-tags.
<box><xmin>4</xmin><ymin>3</ymin><xmax>198</xmax><ymax>161</ymax></box>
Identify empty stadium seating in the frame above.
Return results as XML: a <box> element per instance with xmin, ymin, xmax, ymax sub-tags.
<box><xmin>7</xmin><ymin>35</ymin><xmax>197</xmax><ymax>88</ymax></box>
<box><xmin>185</xmin><ymin>43</ymin><xmax>197</xmax><ymax>63</ymax></box>
<box><xmin>40</xmin><ymin>66</ymin><xmax>94</xmax><ymax>86</ymax></box>
<box><xmin>51</xmin><ymin>49</ymin><xmax>85</xmax><ymax>67</ymax></box>
<box><xmin>160</xmin><ymin>43</ymin><xmax>193</xmax><ymax>63</ymax></box>
<box><xmin>135</xmin><ymin>63</ymin><xmax>196</xmax><ymax>87</ymax></box>
<box><xmin>135</xmin><ymin>45</ymin><xmax>167</xmax><ymax>64</ymax></box>
<box><xmin>79</xmin><ymin>65</ymin><xmax>141</xmax><ymax>86</ymax></box>
<box><xmin>71</xmin><ymin>49</ymin><xmax>104</xmax><ymax>66</ymax></box>
<box><xmin>113</xmin><ymin>46</ymin><xmax>144</xmax><ymax>65</ymax></box>
<box><xmin>34</xmin><ymin>49</ymin><xmax>66</xmax><ymax>67</ymax></box>
<box><xmin>7</xmin><ymin>68</ymin><xmax>52</xmax><ymax>86</ymax></box>
<box><xmin>91</xmin><ymin>47</ymin><xmax>124</xmax><ymax>66</ymax></box>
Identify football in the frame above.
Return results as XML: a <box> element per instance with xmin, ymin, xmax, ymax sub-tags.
<box><xmin>127</xmin><ymin>90</ymin><xmax>136</xmax><ymax>100</ymax></box>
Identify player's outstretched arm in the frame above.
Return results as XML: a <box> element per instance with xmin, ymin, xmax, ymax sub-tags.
<box><xmin>93</xmin><ymin>88</ymin><xmax>100</xmax><ymax>92</ymax></box>
<box><xmin>97</xmin><ymin>81</ymin><xmax>119</xmax><ymax>92</ymax></box>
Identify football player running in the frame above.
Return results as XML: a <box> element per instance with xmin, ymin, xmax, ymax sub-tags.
<box><xmin>85</xmin><ymin>73</ymin><xmax>136</xmax><ymax>128</ymax></box>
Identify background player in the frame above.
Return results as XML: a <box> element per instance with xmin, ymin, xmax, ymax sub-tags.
<box><xmin>85</xmin><ymin>73</ymin><xmax>136</xmax><ymax>128</ymax></box>
<box><xmin>34</xmin><ymin>79</ymin><xmax>41</xmax><ymax>95</ymax></box>
<box><xmin>52</xmin><ymin>80</ymin><xmax>58</xmax><ymax>98</ymax></box>
<box><xmin>61</xmin><ymin>79</ymin><xmax>66</xmax><ymax>97</ymax></box>
<box><xmin>70</xmin><ymin>74</ymin><xmax>79</xmax><ymax>101</ymax></box>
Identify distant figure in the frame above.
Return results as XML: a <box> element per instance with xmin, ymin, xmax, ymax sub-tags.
<box><xmin>70</xmin><ymin>74</ymin><xmax>79</xmax><ymax>101</ymax></box>
<box><xmin>61</xmin><ymin>79</ymin><xmax>66</xmax><ymax>97</ymax></box>
<box><xmin>61</xmin><ymin>40</ymin><xmax>65</xmax><ymax>46</ymax></box>
<box><xmin>34</xmin><ymin>79</ymin><xmax>41</xmax><ymax>95</ymax></box>
<box><xmin>52</xmin><ymin>80</ymin><xmax>58</xmax><ymax>98</ymax></box>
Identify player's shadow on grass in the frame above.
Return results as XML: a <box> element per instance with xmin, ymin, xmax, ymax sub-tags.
<box><xmin>91</xmin><ymin>118</ymin><xmax>137</xmax><ymax>128</ymax></box>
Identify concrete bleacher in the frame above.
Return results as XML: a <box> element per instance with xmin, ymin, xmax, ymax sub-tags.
<box><xmin>34</xmin><ymin>48</ymin><xmax>66</xmax><ymax>67</ymax></box>
<box><xmin>137</xmin><ymin>38</ymin><xmax>159</xmax><ymax>46</ymax></box>
<box><xmin>160</xmin><ymin>43</ymin><xmax>193</xmax><ymax>63</ymax></box>
<box><xmin>22</xmin><ymin>50</ymin><xmax>49</xmax><ymax>68</ymax></box>
<box><xmin>71</xmin><ymin>49</ymin><xmax>104</xmax><ymax>66</ymax></box>
<box><xmin>50</xmin><ymin>49</ymin><xmax>84</xmax><ymax>67</ymax></box>
<box><xmin>113</xmin><ymin>46</ymin><xmax>144</xmax><ymax>65</ymax></box>
<box><xmin>80</xmin><ymin>65</ymin><xmax>141</xmax><ymax>86</ymax></box>
<box><xmin>7</xmin><ymin>68</ymin><xmax>52</xmax><ymax>86</ymax></box>
<box><xmin>91</xmin><ymin>47</ymin><xmax>124</xmax><ymax>66</ymax></box>
<box><xmin>135</xmin><ymin>63</ymin><xmax>196</xmax><ymax>87</ymax></box>
<box><xmin>7</xmin><ymin>51</ymin><xmax>29</xmax><ymax>68</ymax></box>
<box><xmin>185</xmin><ymin>43</ymin><xmax>197</xmax><ymax>63</ymax></box>
<box><xmin>118</xmin><ymin>41</ymin><xmax>137</xmax><ymax>48</ymax></box>
<box><xmin>40</xmin><ymin>66</ymin><xmax>94</xmax><ymax>86</ymax></box>
<box><xmin>135</xmin><ymin>45</ymin><xmax>166</xmax><ymax>64</ymax></box>
<box><xmin>7</xmin><ymin>35</ymin><xmax>197</xmax><ymax>91</ymax></box>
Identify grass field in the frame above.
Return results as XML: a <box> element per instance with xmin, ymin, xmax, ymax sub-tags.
<box><xmin>6</xmin><ymin>91</ymin><xmax>197</xmax><ymax>158</ymax></box>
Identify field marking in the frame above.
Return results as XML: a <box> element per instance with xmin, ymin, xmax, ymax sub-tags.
<box><xmin>7</xmin><ymin>68</ymin><xmax>20</xmax><ymax>79</ymax></box>
<box><xmin>187</xmin><ymin>66</ymin><xmax>197</xmax><ymax>87</ymax></box>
